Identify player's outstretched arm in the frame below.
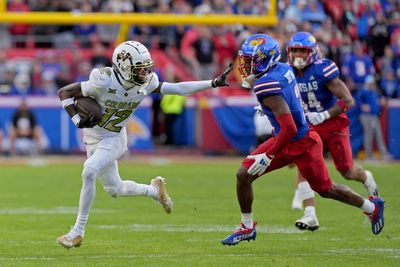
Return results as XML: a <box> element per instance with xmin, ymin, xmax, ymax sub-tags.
<box><xmin>158</xmin><ymin>63</ymin><xmax>233</xmax><ymax>96</ymax></box>
<box><xmin>211</xmin><ymin>62</ymin><xmax>233</xmax><ymax>87</ymax></box>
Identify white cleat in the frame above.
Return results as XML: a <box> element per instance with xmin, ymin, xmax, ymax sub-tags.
<box><xmin>364</xmin><ymin>170</ymin><xmax>379</xmax><ymax>197</ymax></box>
<box><xmin>291</xmin><ymin>189</ymin><xmax>303</xmax><ymax>210</ymax></box>
<box><xmin>151</xmin><ymin>176</ymin><xmax>173</xmax><ymax>214</ymax></box>
<box><xmin>56</xmin><ymin>234</ymin><xmax>83</xmax><ymax>249</ymax></box>
<box><xmin>295</xmin><ymin>214</ymin><xmax>319</xmax><ymax>231</ymax></box>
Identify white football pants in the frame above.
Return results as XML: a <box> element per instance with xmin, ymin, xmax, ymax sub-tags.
<box><xmin>70</xmin><ymin>134</ymin><xmax>155</xmax><ymax>236</ymax></box>
<box><xmin>84</xmin><ymin>135</ymin><xmax>127</xmax><ymax>196</ymax></box>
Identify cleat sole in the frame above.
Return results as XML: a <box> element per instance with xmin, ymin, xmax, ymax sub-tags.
<box><xmin>295</xmin><ymin>222</ymin><xmax>319</xmax><ymax>231</ymax></box>
<box><xmin>56</xmin><ymin>235</ymin><xmax>83</xmax><ymax>249</ymax></box>
<box><xmin>221</xmin><ymin>236</ymin><xmax>256</xmax><ymax>246</ymax></box>
<box><xmin>151</xmin><ymin>177</ymin><xmax>173</xmax><ymax>214</ymax></box>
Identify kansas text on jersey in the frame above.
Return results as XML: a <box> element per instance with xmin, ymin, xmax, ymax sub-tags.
<box><xmin>293</xmin><ymin>58</ymin><xmax>339</xmax><ymax>113</ymax></box>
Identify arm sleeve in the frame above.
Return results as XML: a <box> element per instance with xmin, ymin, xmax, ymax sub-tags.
<box><xmin>265</xmin><ymin>113</ymin><xmax>297</xmax><ymax>156</ymax></box>
<box><xmin>160</xmin><ymin>80</ymin><xmax>213</xmax><ymax>96</ymax></box>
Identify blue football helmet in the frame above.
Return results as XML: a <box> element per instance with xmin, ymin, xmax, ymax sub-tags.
<box><xmin>287</xmin><ymin>32</ymin><xmax>319</xmax><ymax>69</ymax></box>
<box><xmin>238</xmin><ymin>34</ymin><xmax>281</xmax><ymax>84</ymax></box>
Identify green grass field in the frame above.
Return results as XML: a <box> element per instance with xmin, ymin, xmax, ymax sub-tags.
<box><xmin>0</xmin><ymin>156</ymin><xmax>399</xmax><ymax>267</ymax></box>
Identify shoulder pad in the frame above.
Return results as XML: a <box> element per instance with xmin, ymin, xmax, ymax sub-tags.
<box><xmin>89</xmin><ymin>68</ymin><xmax>112</xmax><ymax>88</ymax></box>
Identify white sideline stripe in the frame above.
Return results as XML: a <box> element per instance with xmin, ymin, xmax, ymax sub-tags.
<box><xmin>1</xmin><ymin>250</ymin><xmax>400</xmax><ymax>261</ymax></box>
<box><xmin>93</xmin><ymin>224</ymin><xmax>303</xmax><ymax>234</ymax></box>
<box><xmin>325</xmin><ymin>248</ymin><xmax>400</xmax><ymax>255</ymax></box>
<box><xmin>148</xmin><ymin>157</ymin><xmax>171</xmax><ymax>165</ymax></box>
<box><xmin>0</xmin><ymin>255</ymin><xmax>247</xmax><ymax>261</ymax></box>
<box><xmin>0</xmin><ymin>257</ymin><xmax>54</xmax><ymax>261</ymax></box>
<box><xmin>26</xmin><ymin>158</ymin><xmax>48</xmax><ymax>167</ymax></box>
<box><xmin>6</xmin><ymin>240</ymin><xmax>49</xmax><ymax>244</ymax></box>
<box><xmin>0</xmin><ymin>207</ymin><xmax>115</xmax><ymax>215</ymax></box>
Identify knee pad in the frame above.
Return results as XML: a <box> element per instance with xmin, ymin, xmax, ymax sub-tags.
<box><xmin>82</xmin><ymin>165</ymin><xmax>97</xmax><ymax>182</ymax></box>
<box><xmin>298</xmin><ymin>181</ymin><xmax>315</xmax><ymax>200</ymax></box>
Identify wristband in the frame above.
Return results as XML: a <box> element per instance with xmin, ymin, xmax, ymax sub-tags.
<box><xmin>337</xmin><ymin>100</ymin><xmax>349</xmax><ymax>112</ymax></box>
<box><xmin>322</xmin><ymin>110</ymin><xmax>331</xmax><ymax>120</ymax></box>
<box><xmin>71</xmin><ymin>114</ymin><xmax>81</xmax><ymax>126</ymax></box>
<box><xmin>61</xmin><ymin>98</ymin><xmax>75</xmax><ymax>108</ymax></box>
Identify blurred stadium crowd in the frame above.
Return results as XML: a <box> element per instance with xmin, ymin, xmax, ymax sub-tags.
<box><xmin>0</xmin><ymin>0</ymin><xmax>399</xmax><ymax>98</ymax></box>
<box><xmin>0</xmin><ymin>0</ymin><xmax>398</xmax><ymax>158</ymax></box>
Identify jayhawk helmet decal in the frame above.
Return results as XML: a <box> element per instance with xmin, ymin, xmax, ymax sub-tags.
<box><xmin>238</xmin><ymin>34</ymin><xmax>281</xmax><ymax>82</ymax></box>
<box><xmin>287</xmin><ymin>31</ymin><xmax>320</xmax><ymax>69</ymax></box>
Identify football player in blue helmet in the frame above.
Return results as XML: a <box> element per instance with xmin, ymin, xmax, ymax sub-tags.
<box><xmin>286</xmin><ymin>32</ymin><xmax>382</xmax><ymax>233</ymax></box>
<box><xmin>221</xmin><ymin>33</ymin><xmax>385</xmax><ymax>246</ymax></box>
<box><xmin>238</xmin><ymin>33</ymin><xmax>281</xmax><ymax>88</ymax></box>
<box><xmin>287</xmin><ymin>31</ymin><xmax>320</xmax><ymax>69</ymax></box>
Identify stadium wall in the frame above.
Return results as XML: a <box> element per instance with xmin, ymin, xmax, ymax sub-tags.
<box><xmin>1</xmin><ymin>96</ymin><xmax>398</xmax><ymax>158</ymax></box>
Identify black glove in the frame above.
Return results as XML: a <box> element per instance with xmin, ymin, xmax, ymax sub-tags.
<box><xmin>77</xmin><ymin>113</ymin><xmax>101</xmax><ymax>128</ymax></box>
<box><xmin>211</xmin><ymin>62</ymin><xmax>233</xmax><ymax>88</ymax></box>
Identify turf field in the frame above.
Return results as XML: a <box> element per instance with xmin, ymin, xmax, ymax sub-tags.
<box><xmin>0</xmin><ymin>156</ymin><xmax>399</xmax><ymax>267</ymax></box>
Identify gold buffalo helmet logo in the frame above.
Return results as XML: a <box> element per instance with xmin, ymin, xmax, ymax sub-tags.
<box><xmin>117</xmin><ymin>50</ymin><xmax>132</xmax><ymax>62</ymax></box>
<box><xmin>117</xmin><ymin>51</ymin><xmax>125</xmax><ymax>60</ymax></box>
<box><xmin>308</xmin><ymin>35</ymin><xmax>316</xmax><ymax>43</ymax></box>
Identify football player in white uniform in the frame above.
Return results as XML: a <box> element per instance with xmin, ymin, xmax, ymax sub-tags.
<box><xmin>57</xmin><ymin>40</ymin><xmax>233</xmax><ymax>248</ymax></box>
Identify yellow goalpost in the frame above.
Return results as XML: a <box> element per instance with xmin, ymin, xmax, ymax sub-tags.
<box><xmin>0</xmin><ymin>0</ymin><xmax>277</xmax><ymax>44</ymax></box>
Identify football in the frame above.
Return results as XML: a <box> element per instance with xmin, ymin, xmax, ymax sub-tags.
<box><xmin>75</xmin><ymin>97</ymin><xmax>103</xmax><ymax>123</ymax></box>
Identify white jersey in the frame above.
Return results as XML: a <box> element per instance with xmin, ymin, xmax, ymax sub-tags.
<box><xmin>80</xmin><ymin>67</ymin><xmax>159</xmax><ymax>144</ymax></box>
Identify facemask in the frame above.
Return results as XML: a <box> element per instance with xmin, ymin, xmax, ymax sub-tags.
<box><xmin>241</xmin><ymin>74</ymin><xmax>256</xmax><ymax>88</ymax></box>
<box><xmin>293</xmin><ymin>57</ymin><xmax>307</xmax><ymax>69</ymax></box>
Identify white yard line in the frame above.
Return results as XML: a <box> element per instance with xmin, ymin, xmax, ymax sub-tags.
<box><xmin>325</xmin><ymin>248</ymin><xmax>400</xmax><ymax>256</ymax></box>
<box><xmin>93</xmin><ymin>223</ymin><xmax>304</xmax><ymax>234</ymax></box>
<box><xmin>2</xmin><ymin>250</ymin><xmax>400</xmax><ymax>262</ymax></box>
<box><xmin>0</xmin><ymin>206</ymin><xmax>115</xmax><ymax>214</ymax></box>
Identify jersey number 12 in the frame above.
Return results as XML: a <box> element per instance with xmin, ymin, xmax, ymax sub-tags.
<box><xmin>98</xmin><ymin>108</ymin><xmax>133</xmax><ymax>132</ymax></box>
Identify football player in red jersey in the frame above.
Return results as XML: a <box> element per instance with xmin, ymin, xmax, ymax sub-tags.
<box><xmin>287</xmin><ymin>32</ymin><xmax>380</xmax><ymax>231</ymax></box>
<box><xmin>221</xmin><ymin>34</ymin><xmax>385</xmax><ymax>246</ymax></box>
